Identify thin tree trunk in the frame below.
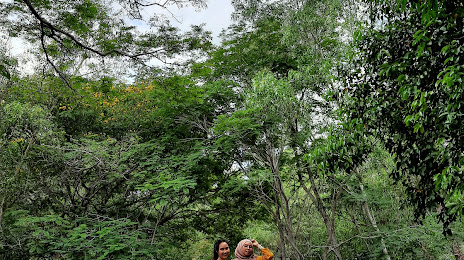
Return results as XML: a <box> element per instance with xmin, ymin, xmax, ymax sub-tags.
<box><xmin>272</xmin><ymin>171</ymin><xmax>303</xmax><ymax>260</ymax></box>
<box><xmin>328</xmin><ymin>186</ymin><xmax>343</xmax><ymax>260</ymax></box>
<box><xmin>299</xmin><ymin>170</ymin><xmax>342</xmax><ymax>260</ymax></box>
<box><xmin>277</xmin><ymin>223</ymin><xmax>287</xmax><ymax>260</ymax></box>
<box><xmin>320</xmin><ymin>186</ymin><xmax>343</xmax><ymax>260</ymax></box>
<box><xmin>323</xmin><ymin>219</ymin><xmax>342</xmax><ymax>260</ymax></box>
<box><xmin>151</xmin><ymin>204</ymin><xmax>166</xmax><ymax>245</ymax></box>
<box><xmin>266</xmin><ymin>136</ymin><xmax>303</xmax><ymax>260</ymax></box>
<box><xmin>451</xmin><ymin>241</ymin><xmax>464</xmax><ymax>260</ymax></box>
<box><xmin>0</xmin><ymin>196</ymin><xmax>4</xmax><ymax>234</ymax></box>
<box><xmin>271</xmin><ymin>187</ymin><xmax>287</xmax><ymax>260</ymax></box>
<box><xmin>355</xmin><ymin>166</ymin><xmax>391</xmax><ymax>260</ymax></box>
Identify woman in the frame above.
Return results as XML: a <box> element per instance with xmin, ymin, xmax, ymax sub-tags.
<box><xmin>233</xmin><ymin>239</ymin><xmax>273</xmax><ymax>260</ymax></box>
<box><xmin>212</xmin><ymin>239</ymin><xmax>231</xmax><ymax>260</ymax></box>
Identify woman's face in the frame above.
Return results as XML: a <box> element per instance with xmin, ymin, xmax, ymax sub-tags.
<box><xmin>240</xmin><ymin>240</ymin><xmax>253</xmax><ymax>257</ymax></box>
<box><xmin>218</xmin><ymin>242</ymin><xmax>230</xmax><ymax>260</ymax></box>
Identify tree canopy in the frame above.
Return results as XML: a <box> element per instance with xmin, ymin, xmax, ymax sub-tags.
<box><xmin>344</xmin><ymin>0</ymin><xmax>464</xmax><ymax>234</ymax></box>
<box><xmin>0</xmin><ymin>0</ymin><xmax>212</xmax><ymax>83</ymax></box>
<box><xmin>1</xmin><ymin>0</ymin><xmax>464</xmax><ymax>259</ymax></box>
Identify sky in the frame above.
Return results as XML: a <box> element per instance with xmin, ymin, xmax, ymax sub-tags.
<box><xmin>6</xmin><ymin>0</ymin><xmax>235</xmax><ymax>75</ymax></box>
<box><xmin>156</xmin><ymin>0</ymin><xmax>234</xmax><ymax>43</ymax></box>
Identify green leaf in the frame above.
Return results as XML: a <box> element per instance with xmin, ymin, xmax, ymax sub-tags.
<box><xmin>441</xmin><ymin>45</ymin><xmax>451</xmax><ymax>54</ymax></box>
<box><xmin>413</xmin><ymin>123</ymin><xmax>422</xmax><ymax>133</ymax></box>
<box><xmin>397</xmin><ymin>74</ymin><xmax>406</xmax><ymax>83</ymax></box>
<box><xmin>404</xmin><ymin>115</ymin><xmax>414</xmax><ymax>126</ymax></box>
<box><xmin>0</xmin><ymin>64</ymin><xmax>10</xmax><ymax>79</ymax></box>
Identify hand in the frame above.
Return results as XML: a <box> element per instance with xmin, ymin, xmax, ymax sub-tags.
<box><xmin>251</xmin><ymin>239</ymin><xmax>259</xmax><ymax>248</ymax></box>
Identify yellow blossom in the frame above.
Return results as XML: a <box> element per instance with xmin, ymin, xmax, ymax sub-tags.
<box><xmin>11</xmin><ymin>138</ymin><xmax>24</xmax><ymax>143</ymax></box>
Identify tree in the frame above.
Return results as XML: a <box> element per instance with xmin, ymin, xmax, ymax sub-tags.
<box><xmin>0</xmin><ymin>101</ymin><xmax>63</xmax><ymax>258</ymax></box>
<box><xmin>215</xmin><ymin>71</ymin><xmax>305</xmax><ymax>259</ymax></box>
<box><xmin>0</xmin><ymin>0</ymin><xmax>212</xmax><ymax>85</ymax></box>
<box><xmin>201</xmin><ymin>14</ymin><xmax>297</xmax><ymax>89</ymax></box>
<box><xmin>344</xmin><ymin>0</ymin><xmax>464</xmax><ymax>233</ymax></box>
<box><xmin>0</xmin><ymin>72</ymin><xmax>259</xmax><ymax>259</ymax></box>
<box><xmin>212</xmin><ymin>0</ymin><xmax>359</xmax><ymax>258</ymax></box>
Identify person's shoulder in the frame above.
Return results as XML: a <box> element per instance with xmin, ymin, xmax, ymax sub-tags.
<box><xmin>258</xmin><ymin>247</ymin><xmax>274</xmax><ymax>260</ymax></box>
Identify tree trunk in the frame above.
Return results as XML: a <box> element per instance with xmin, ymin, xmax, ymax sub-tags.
<box><xmin>451</xmin><ymin>241</ymin><xmax>464</xmax><ymax>260</ymax></box>
<box><xmin>266</xmin><ymin>136</ymin><xmax>303</xmax><ymax>260</ymax></box>
<box><xmin>0</xmin><ymin>196</ymin><xmax>4</xmax><ymax>234</ymax></box>
<box><xmin>272</xmin><ymin>172</ymin><xmax>303</xmax><ymax>260</ymax></box>
<box><xmin>355</xmin><ymin>166</ymin><xmax>391</xmax><ymax>260</ymax></box>
<box><xmin>299</xmin><ymin>170</ymin><xmax>342</xmax><ymax>260</ymax></box>
<box><xmin>277</xmin><ymin>223</ymin><xmax>287</xmax><ymax>260</ymax></box>
<box><xmin>322</xmin><ymin>218</ymin><xmax>342</xmax><ymax>260</ymax></box>
<box><xmin>321</xmin><ymin>186</ymin><xmax>343</xmax><ymax>260</ymax></box>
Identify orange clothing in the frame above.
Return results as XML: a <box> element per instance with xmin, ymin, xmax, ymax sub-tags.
<box><xmin>257</xmin><ymin>248</ymin><xmax>273</xmax><ymax>260</ymax></box>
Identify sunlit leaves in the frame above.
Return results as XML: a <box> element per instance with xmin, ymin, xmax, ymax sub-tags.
<box><xmin>0</xmin><ymin>101</ymin><xmax>62</xmax><ymax>146</ymax></box>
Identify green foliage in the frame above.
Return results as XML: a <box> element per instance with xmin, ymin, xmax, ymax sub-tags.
<box><xmin>215</xmin><ymin>71</ymin><xmax>296</xmax><ymax>149</ymax></box>
<box><xmin>3</xmin><ymin>0</ymin><xmax>464</xmax><ymax>259</ymax></box>
<box><xmin>0</xmin><ymin>102</ymin><xmax>61</xmax><ymax>147</ymax></box>
<box><xmin>0</xmin><ymin>0</ymin><xmax>212</xmax><ymax>77</ymax></box>
<box><xmin>282</xmin><ymin>0</ymin><xmax>348</xmax><ymax>92</ymax></box>
<box><xmin>379</xmin><ymin>215</ymin><xmax>464</xmax><ymax>259</ymax></box>
<box><xmin>0</xmin><ymin>42</ymin><xmax>17</xmax><ymax>82</ymax></box>
<box><xmin>0</xmin><ymin>101</ymin><xmax>64</xmax><ymax>258</ymax></box>
<box><xmin>0</xmin><ymin>68</ymin><xmax>261</xmax><ymax>259</ymax></box>
<box><xmin>11</xmin><ymin>212</ymin><xmax>153</xmax><ymax>259</ymax></box>
<box><xmin>0</xmin><ymin>63</ymin><xmax>9</xmax><ymax>79</ymax></box>
<box><xmin>0</xmin><ymin>100</ymin><xmax>62</xmax><ymax>188</ymax></box>
<box><xmin>242</xmin><ymin>220</ymin><xmax>278</xmax><ymax>251</ymax></box>
<box><xmin>184</xmin><ymin>233</ymin><xmax>213</xmax><ymax>260</ymax></box>
<box><xmin>206</xmin><ymin>14</ymin><xmax>298</xmax><ymax>86</ymax></box>
<box><xmin>345</xmin><ymin>0</ymin><xmax>464</xmax><ymax>232</ymax></box>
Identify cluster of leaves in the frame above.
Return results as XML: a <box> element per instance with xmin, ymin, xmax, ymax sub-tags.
<box><xmin>344</xmin><ymin>0</ymin><xmax>464</xmax><ymax>233</ymax></box>
<box><xmin>10</xmin><ymin>212</ymin><xmax>153</xmax><ymax>259</ymax></box>
<box><xmin>0</xmin><ymin>71</ymin><xmax>261</xmax><ymax>259</ymax></box>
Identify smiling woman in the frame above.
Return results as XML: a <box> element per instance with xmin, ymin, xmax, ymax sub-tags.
<box><xmin>213</xmin><ymin>239</ymin><xmax>231</xmax><ymax>260</ymax></box>
<box><xmin>233</xmin><ymin>239</ymin><xmax>273</xmax><ymax>260</ymax></box>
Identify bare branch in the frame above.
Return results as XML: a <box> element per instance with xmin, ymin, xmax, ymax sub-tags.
<box><xmin>40</xmin><ymin>23</ymin><xmax>73</xmax><ymax>90</ymax></box>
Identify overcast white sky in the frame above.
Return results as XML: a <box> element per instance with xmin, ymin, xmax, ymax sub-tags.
<box><xmin>5</xmin><ymin>0</ymin><xmax>234</xmax><ymax>75</ymax></box>
<box><xmin>8</xmin><ymin>0</ymin><xmax>233</xmax><ymax>55</ymax></box>
<box><xmin>158</xmin><ymin>0</ymin><xmax>234</xmax><ymax>43</ymax></box>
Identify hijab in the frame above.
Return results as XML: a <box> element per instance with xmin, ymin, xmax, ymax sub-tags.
<box><xmin>234</xmin><ymin>239</ymin><xmax>257</xmax><ymax>260</ymax></box>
